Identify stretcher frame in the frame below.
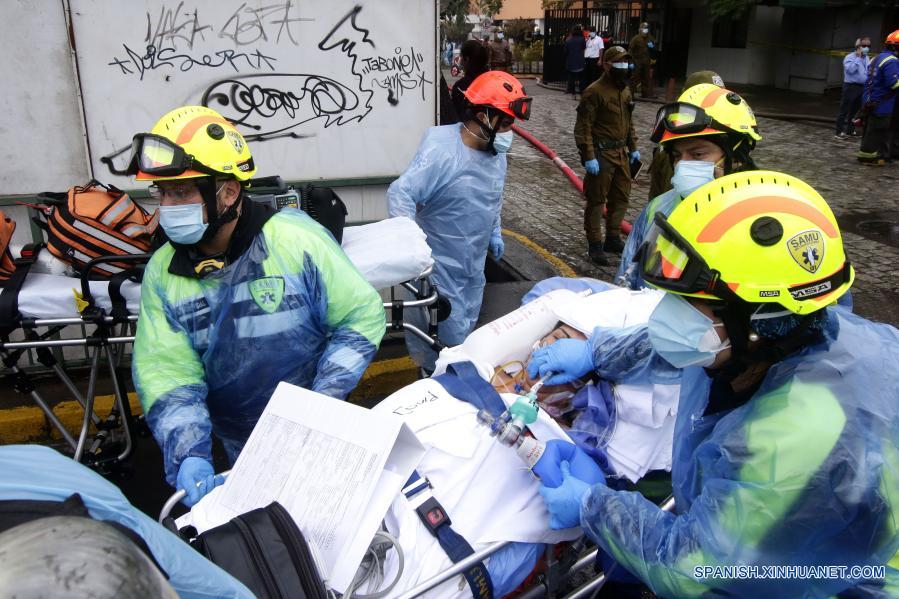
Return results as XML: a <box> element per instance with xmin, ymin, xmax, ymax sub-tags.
<box><xmin>158</xmin><ymin>476</ymin><xmax>675</xmax><ymax>599</ymax></box>
<box><xmin>0</xmin><ymin>250</ymin><xmax>444</xmax><ymax>470</ymax></box>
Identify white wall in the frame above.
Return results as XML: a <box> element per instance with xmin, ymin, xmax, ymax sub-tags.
<box><xmin>686</xmin><ymin>6</ymin><xmax>783</xmax><ymax>86</ymax></box>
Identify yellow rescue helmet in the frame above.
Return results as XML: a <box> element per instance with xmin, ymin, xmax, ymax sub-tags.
<box><xmin>653</xmin><ymin>83</ymin><xmax>762</xmax><ymax>147</ymax></box>
<box><xmin>639</xmin><ymin>170</ymin><xmax>853</xmax><ymax>315</ymax></box>
<box><xmin>135</xmin><ymin>106</ymin><xmax>256</xmax><ymax>181</ymax></box>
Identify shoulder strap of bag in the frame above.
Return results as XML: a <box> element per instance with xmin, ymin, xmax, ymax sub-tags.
<box><xmin>432</xmin><ymin>360</ymin><xmax>507</xmax><ymax>418</ymax></box>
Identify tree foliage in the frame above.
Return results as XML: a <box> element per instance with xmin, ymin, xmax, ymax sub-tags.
<box><xmin>707</xmin><ymin>0</ymin><xmax>756</xmax><ymax>19</ymax></box>
<box><xmin>503</xmin><ymin>18</ymin><xmax>534</xmax><ymax>42</ymax></box>
<box><xmin>475</xmin><ymin>0</ymin><xmax>504</xmax><ymax>18</ymax></box>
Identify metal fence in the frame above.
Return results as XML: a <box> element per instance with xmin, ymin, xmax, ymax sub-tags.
<box><xmin>543</xmin><ymin>2</ymin><xmax>663</xmax><ymax>83</ymax></box>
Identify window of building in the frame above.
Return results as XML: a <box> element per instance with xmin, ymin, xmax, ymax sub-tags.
<box><xmin>711</xmin><ymin>14</ymin><xmax>749</xmax><ymax>48</ymax></box>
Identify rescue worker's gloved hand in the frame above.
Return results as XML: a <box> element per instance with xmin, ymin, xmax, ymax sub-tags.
<box><xmin>584</xmin><ymin>159</ymin><xmax>600</xmax><ymax>175</ymax></box>
<box><xmin>539</xmin><ymin>461</ymin><xmax>598</xmax><ymax>529</ymax></box>
<box><xmin>489</xmin><ymin>230</ymin><xmax>505</xmax><ymax>260</ymax></box>
<box><xmin>533</xmin><ymin>440</ymin><xmax>606</xmax><ymax>488</ymax></box>
<box><xmin>527</xmin><ymin>338</ymin><xmax>595</xmax><ymax>385</ymax></box>
<box><xmin>176</xmin><ymin>457</ymin><xmax>223</xmax><ymax>507</ymax></box>
<box><xmin>629</xmin><ymin>150</ymin><xmax>641</xmax><ymax>163</ymax></box>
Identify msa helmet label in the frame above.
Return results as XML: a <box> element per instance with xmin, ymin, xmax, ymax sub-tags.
<box><xmin>787</xmin><ymin>229</ymin><xmax>825</xmax><ymax>273</ymax></box>
<box><xmin>759</xmin><ymin>290</ymin><xmax>780</xmax><ymax>297</ymax></box>
<box><xmin>789</xmin><ymin>280</ymin><xmax>832</xmax><ymax>299</ymax></box>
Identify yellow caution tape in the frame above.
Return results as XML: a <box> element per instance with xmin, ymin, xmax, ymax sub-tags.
<box><xmin>749</xmin><ymin>39</ymin><xmax>853</xmax><ymax>59</ymax></box>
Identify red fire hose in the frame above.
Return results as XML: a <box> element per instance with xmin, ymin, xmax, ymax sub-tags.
<box><xmin>512</xmin><ymin>124</ymin><xmax>632</xmax><ymax>235</ymax></box>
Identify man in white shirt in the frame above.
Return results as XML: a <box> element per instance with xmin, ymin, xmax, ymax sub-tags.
<box><xmin>584</xmin><ymin>25</ymin><xmax>605</xmax><ymax>86</ymax></box>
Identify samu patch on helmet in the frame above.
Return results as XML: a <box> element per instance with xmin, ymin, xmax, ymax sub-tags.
<box><xmin>787</xmin><ymin>229</ymin><xmax>825</xmax><ymax>274</ymax></box>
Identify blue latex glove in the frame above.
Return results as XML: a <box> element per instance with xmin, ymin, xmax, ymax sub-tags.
<box><xmin>176</xmin><ymin>457</ymin><xmax>224</xmax><ymax>507</ymax></box>
<box><xmin>629</xmin><ymin>150</ymin><xmax>641</xmax><ymax>163</ymax></box>
<box><xmin>584</xmin><ymin>159</ymin><xmax>600</xmax><ymax>176</ymax></box>
<box><xmin>539</xmin><ymin>461</ymin><xmax>594</xmax><ymax>529</ymax></box>
<box><xmin>648</xmin><ymin>41</ymin><xmax>654</xmax><ymax>49</ymax></box>
<box><xmin>532</xmin><ymin>440</ymin><xmax>606</xmax><ymax>488</ymax></box>
<box><xmin>489</xmin><ymin>231</ymin><xmax>504</xmax><ymax>260</ymax></box>
<box><xmin>527</xmin><ymin>338</ymin><xmax>595</xmax><ymax>385</ymax></box>
<box><xmin>486</xmin><ymin>542</ymin><xmax>544</xmax><ymax>597</ymax></box>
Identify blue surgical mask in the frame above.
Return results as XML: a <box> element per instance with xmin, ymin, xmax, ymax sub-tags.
<box><xmin>647</xmin><ymin>294</ymin><xmax>730</xmax><ymax>368</ymax></box>
<box><xmin>493</xmin><ymin>130</ymin><xmax>514</xmax><ymax>153</ymax></box>
<box><xmin>861</xmin><ymin>46</ymin><xmax>870</xmax><ymax>55</ymax></box>
<box><xmin>671</xmin><ymin>160</ymin><xmax>717</xmax><ymax>198</ymax></box>
<box><xmin>159</xmin><ymin>203</ymin><xmax>208</xmax><ymax>244</ymax></box>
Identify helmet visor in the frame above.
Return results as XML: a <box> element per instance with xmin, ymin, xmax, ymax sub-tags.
<box><xmin>640</xmin><ymin>212</ymin><xmax>717</xmax><ymax>293</ymax></box>
<box><xmin>650</xmin><ymin>102</ymin><xmax>717</xmax><ymax>143</ymax></box>
<box><xmin>510</xmin><ymin>96</ymin><xmax>533</xmax><ymax>120</ymax></box>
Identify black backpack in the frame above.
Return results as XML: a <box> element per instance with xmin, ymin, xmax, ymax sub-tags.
<box><xmin>182</xmin><ymin>502</ymin><xmax>328</xmax><ymax>599</ymax></box>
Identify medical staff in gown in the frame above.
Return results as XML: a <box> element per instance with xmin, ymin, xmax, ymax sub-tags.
<box><xmin>529</xmin><ymin>171</ymin><xmax>899</xmax><ymax>597</ymax></box>
<box><xmin>130</xmin><ymin>107</ymin><xmax>385</xmax><ymax>505</ymax></box>
<box><xmin>388</xmin><ymin>71</ymin><xmax>532</xmax><ymax>370</ymax></box>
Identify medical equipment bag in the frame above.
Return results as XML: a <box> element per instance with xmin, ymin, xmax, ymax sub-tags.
<box><xmin>0</xmin><ymin>210</ymin><xmax>15</xmax><ymax>280</ymax></box>
<box><xmin>35</xmin><ymin>180</ymin><xmax>158</xmax><ymax>277</ymax></box>
<box><xmin>190</xmin><ymin>501</ymin><xmax>328</xmax><ymax>599</ymax></box>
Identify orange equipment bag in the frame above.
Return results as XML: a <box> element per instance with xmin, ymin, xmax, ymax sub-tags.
<box><xmin>0</xmin><ymin>210</ymin><xmax>15</xmax><ymax>280</ymax></box>
<box><xmin>36</xmin><ymin>181</ymin><xmax>158</xmax><ymax>277</ymax></box>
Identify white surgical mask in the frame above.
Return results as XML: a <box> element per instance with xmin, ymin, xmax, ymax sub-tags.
<box><xmin>159</xmin><ymin>203</ymin><xmax>208</xmax><ymax>245</ymax></box>
<box><xmin>642</xmin><ymin>28</ymin><xmax>649</xmax><ymax>34</ymax></box>
<box><xmin>648</xmin><ymin>294</ymin><xmax>730</xmax><ymax>368</ymax></box>
<box><xmin>589</xmin><ymin>32</ymin><xmax>596</xmax><ymax>38</ymax></box>
<box><xmin>492</xmin><ymin>130</ymin><xmax>514</xmax><ymax>153</ymax></box>
<box><xmin>671</xmin><ymin>160</ymin><xmax>717</xmax><ymax>198</ymax></box>
<box><xmin>611</xmin><ymin>61</ymin><xmax>630</xmax><ymax>69</ymax></box>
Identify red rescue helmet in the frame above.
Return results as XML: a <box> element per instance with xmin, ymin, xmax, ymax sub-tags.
<box><xmin>463</xmin><ymin>71</ymin><xmax>532</xmax><ymax>120</ymax></box>
<box><xmin>885</xmin><ymin>29</ymin><xmax>899</xmax><ymax>47</ymax></box>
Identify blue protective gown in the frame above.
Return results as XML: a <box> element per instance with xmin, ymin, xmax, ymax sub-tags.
<box><xmin>387</xmin><ymin>124</ymin><xmax>506</xmax><ymax>370</ymax></box>
<box><xmin>616</xmin><ymin>189</ymin><xmax>679</xmax><ymax>290</ymax></box>
<box><xmin>581</xmin><ymin>308</ymin><xmax>899</xmax><ymax>597</ymax></box>
<box><xmin>0</xmin><ymin>445</ymin><xmax>253</xmax><ymax>598</ymax></box>
<box><xmin>133</xmin><ymin>209</ymin><xmax>385</xmax><ymax>484</ymax></box>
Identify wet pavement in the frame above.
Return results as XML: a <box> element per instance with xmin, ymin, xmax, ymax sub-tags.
<box><xmin>467</xmin><ymin>74</ymin><xmax>899</xmax><ymax>327</ymax></box>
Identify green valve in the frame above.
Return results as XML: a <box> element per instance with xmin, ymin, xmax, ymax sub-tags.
<box><xmin>508</xmin><ymin>396</ymin><xmax>538</xmax><ymax>425</ymax></box>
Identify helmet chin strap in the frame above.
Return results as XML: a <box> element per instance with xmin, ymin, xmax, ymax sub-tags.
<box><xmin>196</xmin><ymin>177</ymin><xmax>241</xmax><ymax>244</ymax></box>
<box><xmin>477</xmin><ymin>108</ymin><xmax>500</xmax><ymax>156</ymax></box>
<box><xmin>718</xmin><ymin>301</ymin><xmax>823</xmax><ymax>368</ymax></box>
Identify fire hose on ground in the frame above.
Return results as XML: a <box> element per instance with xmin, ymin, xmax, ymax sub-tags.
<box><xmin>511</xmin><ymin>124</ymin><xmax>633</xmax><ymax>235</ymax></box>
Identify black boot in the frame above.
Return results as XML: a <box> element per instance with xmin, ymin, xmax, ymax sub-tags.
<box><xmin>588</xmin><ymin>242</ymin><xmax>608</xmax><ymax>266</ymax></box>
<box><xmin>603</xmin><ymin>235</ymin><xmax>625</xmax><ymax>254</ymax></box>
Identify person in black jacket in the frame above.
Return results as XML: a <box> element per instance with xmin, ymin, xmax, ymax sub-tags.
<box><xmin>564</xmin><ymin>26</ymin><xmax>587</xmax><ymax>95</ymax></box>
<box><xmin>451</xmin><ymin>40</ymin><xmax>491</xmax><ymax>118</ymax></box>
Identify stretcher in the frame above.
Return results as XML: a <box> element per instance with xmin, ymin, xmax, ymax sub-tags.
<box><xmin>0</xmin><ymin>217</ymin><xmax>443</xmax><ymax>469</ymax></box>
<box><xmin>157</xmin><ymin>472</ymin><xmax>674</xmax><ymax>598</ymax></box>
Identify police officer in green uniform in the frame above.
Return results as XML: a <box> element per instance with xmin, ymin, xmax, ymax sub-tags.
<box><xmin>628</xmin><ymin>23</ymin><xmax>656</xmax><ymax>98</ymax></box>
<box><xmin>646</xmin><ymin>70</ymin><xmax>725</xmax><ymax>199</ymax></box>
<box><xmin>574</xmin><ymin>46</ymin><xmax>640</xmax><ymax>266</ymax></box>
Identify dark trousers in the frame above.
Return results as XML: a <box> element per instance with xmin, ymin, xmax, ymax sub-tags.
<box><xmin>632</xmin><ymin>61</ymin><xmax>652</xmax><ymax>97</ymax></box>
<box><xmin>567</xmin><ymin>69</ymin><xmax>584</xmax><ymax>94</ymax></box>
<box><xmin>584</xmin><ymin>59</ymin><xmax>600</xmax><ymax>87</ymax></box>
<box><xmin>584</xmin><ymin>153</ymin><xmax>631</xmax><ymax>243</ymax></box>
<box><xmin>860</xmin><ymin>113</ymin><xmax>891</xmax><ymax>158</ymax></box>
<box><xmin>836</xmin><ymin>83</ymin><xmax>864</xmax><ymax>134</ymax></box>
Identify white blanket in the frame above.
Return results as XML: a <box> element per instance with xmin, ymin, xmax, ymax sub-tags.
<box><xmin>367</xmin><ymin>379</ymin><xmax>580</xmax><ymax>598</ymax></box>
<box><xmin>3</xmin><ymin>217</ymin><xmax>433</xmax><ymax>319</ymax></box>
<box><xmin>434</xmin><ymin>285</ymin><xmax>680</xmax><ymax>482</ymax></box>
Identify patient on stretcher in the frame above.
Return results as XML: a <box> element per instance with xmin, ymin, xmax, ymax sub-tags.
<box><xmin>357</xmin><ymin>280</ymin><xmax>681</xmax><ymax>598</ymax></box>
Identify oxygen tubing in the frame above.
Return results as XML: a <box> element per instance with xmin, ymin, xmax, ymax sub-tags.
<box><xmin>511</xmin><ymin>124</ymin><xmax>633</xmax><ymax>234</ymax></box>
